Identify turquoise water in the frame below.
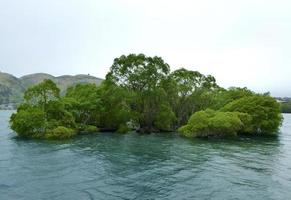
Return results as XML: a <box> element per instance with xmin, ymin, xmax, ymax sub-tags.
<box><xmin>0</xmin><ymin>110</ymin><xmax>291</xmax><ymax>200</ymax></box>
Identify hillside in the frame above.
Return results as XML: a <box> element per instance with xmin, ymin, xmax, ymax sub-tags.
<box><xmin>0</xmin><ymin>72</ymin><xmax>24</xmax><ymax>104</ymax></box>
<box><xmin>0</xmin><ymin>71</ymin><xmax>103</xmax><ymax>105</ymax></box>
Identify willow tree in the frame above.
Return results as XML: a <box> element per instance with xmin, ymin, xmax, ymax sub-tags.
<box><xmin>170</xmin><ymin>68</ymin><xmax>218</xmax><ymax>126</ymax></box>
<box><xmin>221</xmin><ymin>94</ymin><xmax>282</xmax><ymax>134</ymax></box>
<box><xmin>106</xmin><ymin>54</ymin><xmax>175</xmax><ymax>132</ymax></box>
<box><xmin>64</xmin><ymin>83</ymin><xmax>101</xmax><ymax>127</ymax></box>
<box><xmin>211</xmin><ymin>87</ymin><xmax>254</xmax><ymax>110</ymax></box>
<box><xmin>24</xmin><ymin>79</ymin><xmax>60</xmax><ymax>114</ymax></box>
<box><xmin>10</xmin><ymin>79</ymin><xmax>76</xmax><ymax>138</ymax></box>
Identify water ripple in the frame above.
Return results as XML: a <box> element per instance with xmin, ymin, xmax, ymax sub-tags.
<box><xmin>0</xmin><ymin>112</ymin><xmax>291</xmax><ymax>200</ymax></box>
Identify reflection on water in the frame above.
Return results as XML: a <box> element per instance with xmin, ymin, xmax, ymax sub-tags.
<box><xmin>0</xmin><ymin>110</ymin><xmax>291</xmax><ymax>200</ymax></box>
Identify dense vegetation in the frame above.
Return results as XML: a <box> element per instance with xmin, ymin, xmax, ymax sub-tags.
<box><xmin>10</xmin><ymin>54</ymin><xmax>283</xmax><ymax>139</ymax></box>
<box><xmin>178</xmin><ymin>109</ymin><xmax>252</xmax><ymax>137</ymax></box>
<box><xmin>179</xmin><ymin>94</ymin><xmax>282</xmax><ymax>137</ymax></box>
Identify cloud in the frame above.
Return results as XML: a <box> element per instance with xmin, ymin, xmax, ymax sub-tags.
<box><xmin>0</xmin><ymin>0</ymin><xmax>290</xmax><ymax>96</ymax></box>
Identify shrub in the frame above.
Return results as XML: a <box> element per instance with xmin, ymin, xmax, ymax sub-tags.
<box><xmin>234</xmin><ymin>112</ymin><xmax>253</xmax><ymax>134</ymax></box>
<box><xmin>221</xmin><ymin>95</ymin><xmax>282</xmax><ymax>134</ymax></box>
<box><xmin>77</xmin><ymin>124</ymin><xmax>99</xmax><ymax>133</ymax></box>
<box><xmin>117</xmin><ymin>124</ymin><xmax>130</xmax><ymax>134</ymax></box>
<box><xmin>84</xmin><ymin>125</ymin><xmax>99</xmax><ymax>133</ymax></box>
<box><xmin>45</xmin><ymin>126</ymin><xmax>76</xmax><ymax>139</ymax></box>
<box><xmin>10</xmin><ymin>106</ymin><xmax>45</xmax><ymax>137</ymax></box>
<box><xmin>154</xmin><ymin>104</ymin><xmax>176</xmax><ymax>131</ymax></box>
<box><xmin>208</xmin><ymin>112</ymin><xmax>243</xmax><ymax>137</ymax></box>
<box><xmin>178</xmin><ymin>109</ymin><xmax>251</xmax><ymax>138</ymax></box>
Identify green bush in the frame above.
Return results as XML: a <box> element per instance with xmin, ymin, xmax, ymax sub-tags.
<box><xmin>154</xmin><ymin>104</ymin><xmax>176</xmax><ymax>131</ymax></box>
<box><xmin>221</xmin><ymin>95</ymin><xmax>282</xmax><ymax>134</ymax></box>
<box><xmin>117</xmin><ymin>124</ymin><xmax>130</xmax><ymax>134</ymax></box>
<box><xmin>10</xmin><ymin>106</ymin><xmax>45</xmax><ymax>137</ymax></box>
<box><xmin>234</xmin><ymin>112</ymin><xmax>253</xmax><ymax>134</ymax></box>
<box><xmin>177</xmin><ymin>125</ymin><xmax>192</xmax><ymax>137</ymax></box>
<box><xmin>45</xmin><ymin>126</ymin><xmax>76</xmax><ymax>139</ymax></box>
<box><xmin>208</xmin><ymin>112</ymin><xmax>243</xmax><ymax>137</ymax></box>
<box><xmin>84</xmin><ymin>125</ymin><xmax>99</xmax><ymax>133</ymax></box>
<box><xmin>77</xmin><ymin>124</ymin><xmax>99</xmax><ymax>133</ymax></box>
<box><xmin>178</xmin><ymin>109</ymin><xmax>252</xmax><ymax>138</ymax></box>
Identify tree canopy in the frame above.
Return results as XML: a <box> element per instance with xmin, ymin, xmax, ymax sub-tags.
<box><xmin>106</xmin><ymin>54</ymin><xmax>173</xmax><ymax>133</ymax></box>
<box><xmin>10</xmin><ymin>54</ymin><xmax>283</xmax><ymax>139</ymax></box>
<box><xmin>178</xmin><ymin>109</ymin><xmax>251</xmax><ymax>138</ymax></box>
<box><xmin>221</xmin><ymin>95</ymin><xmax>282</xmax><ymax>134</ymax></box>
<box><xmin>10</xmin><ymin>80</ymin><xmax>76</xmax><ymax>138</ymax></box>
<box><xmin>170</xmin><ymin>68</ymin><xmax>218</xmax><ymax>126</ymax></box>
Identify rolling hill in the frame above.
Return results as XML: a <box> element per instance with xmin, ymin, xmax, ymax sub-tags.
<box><xmin>0</xmin><ymin>71</ymin><xmax>103</xmax><ymax>105</ymax></box>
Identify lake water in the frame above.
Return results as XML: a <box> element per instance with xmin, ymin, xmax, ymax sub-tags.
<box><xmin>0</xmin><ymin>110</ymin><xmax>291</xmax><ymax>200</ymax></box>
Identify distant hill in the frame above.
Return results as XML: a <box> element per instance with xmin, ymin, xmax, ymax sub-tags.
<box><xmin>275</xmin><ymin>97</ymin><xmax>291</xmax><ymax>113</ymax></box>
<box><xmin>0</xmin><ymin>72</ymin><xmax>24</xmax><ymax>104</ymax></box>
<box><xmin>0</xmin><ymin>71</ymin><xmax>103</xmax><ymax>105</ymax></box>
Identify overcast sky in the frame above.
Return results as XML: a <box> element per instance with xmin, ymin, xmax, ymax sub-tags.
<box><xmin>0</xmin><ymin>0</ymin><xmax>290</xmax><ymax>96</ymax></box>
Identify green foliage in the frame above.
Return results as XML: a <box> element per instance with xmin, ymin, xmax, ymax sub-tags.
<box><xmin>64</xmin><ymin>83</ymin><xmax>101</xmax><ymax>125</ymax></box>
<box><xmin>107</xmin><ymin>54</ymin><xmax>170</xmax><ymax>91</ymax></box>
<box><xmin>45</xmin><ymin>100</ymin><xmax>76</xmax><ymax>128</ymax></box>
<box><xmin>154</xmin><ymin>104</ymin><xmax>176</xmax><ymax>131</ymax></box>
<box><xmin>106</xmin><ymin>54</ymin><xmax>174</xmax><ymax>133</ymax></box>
<box><xmin>97</xmin><ymin>80</ymin><xmax>132</xmax><ymax>131</ymax></box>
<box><xmin>211</xmin><ymin>87</ymin><xmax>254</xmax><ymax>109</ymax></box>
<box><xmin>10</xmin><ymin>80</ymin><xmax>76</xmax><ymax>139</ymax></box>
<box><xmin>170</xmin><ymin>68</ymin><xmax>218</xmax><ymax>126</ymax></box>
<box><xmin>178</xmin><ymin>109</ymin><xmax>251</xmax><ymax>138</ymax></box>
<box><xmin>234</xmin><ymin>112</ymin><xmax>253</xmax><ymax>134</ymax></box>
<box><xmin>24</xmin><ymin>79</ymin><xmax>60</xmax><ymax>107</ymax></box>
<box><xmin>84</xmin><ymin>125</ymin><xmax>98</xmax><ymax>133</ymax></box>
<box><xmin>221</xmin><ymin>95</ymin><xmax>282</xmax><ymax>134</ymax></box>
<box><xmin>117</xmin><ymin>124</ymin><xmax>130</xmax><ymax>134</ymax></box>
<box><xmin>208</xmin><ymin>112</ymin><xmax>243</xmax><ymax>136</ymax></box>
<box><xmin>45</xmin><ymin>126</ymin><xmax>76</xmax><ymax>139</ymax></box>
<box><xmin>9</xmin><ymin>54</ymin><xmax>283</xmax><ymax>139</ymax></box>
<box><xmin>10</xmin><ymin>106</ymin><xmax>45</xmax><ymax>137</ymax></box>
<box><xmin>170</xmin><ymin>68</ymin><xmax>217</xmax><ymax>97</ymax></box>
<box><xmin>78</xmin><ymin>124</ymin><xmax>99</xmax><ymax>134</ymax></box>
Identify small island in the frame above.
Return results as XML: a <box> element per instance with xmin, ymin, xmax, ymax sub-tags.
<box><xmin>10</xmin><ymin>54</ymin><xmax>282</xmax><ymax>139</ymax></box>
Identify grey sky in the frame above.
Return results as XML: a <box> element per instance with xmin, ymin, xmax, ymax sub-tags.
<box><xmin>0</xmin><ymin>0</ymin><xmax>290</xmax><ymax>96</ymax></box>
